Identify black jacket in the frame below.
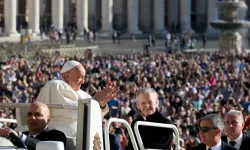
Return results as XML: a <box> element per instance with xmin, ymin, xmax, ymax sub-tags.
<box><xmin>103</xmin><ymin>133</ymin><xmax>123</xmax><ymax>150</ymax></box>
<box><xmin>221</xmin><ymin>133</ymin><xmax>250</xmax><ymax>150</ymax></box>
<box><xmin>126</xmin><ymin>111</ymin><xmax>173</xmax><ymax>150</ymax></box>
<box><xmin>192</xmin><ymin>141</ymin><xmax>237</xmax><ymax>150</ymax></box>
<box><xmin>22</xmin><ymin>128</ymin><xmax>67</xmax><ymax>150</ymax></box>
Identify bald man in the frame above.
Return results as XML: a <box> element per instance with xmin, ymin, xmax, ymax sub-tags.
<box><xmin>0</xmin><ymin>102</ymin><xmax>66</xmax><ymax>150</ymax></box>
<box><xmin>36</xmin><ymin>60</ymin><xmax>119</xmax><ymax>137</ymax></box>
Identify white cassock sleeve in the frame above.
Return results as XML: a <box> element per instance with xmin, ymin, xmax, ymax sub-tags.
<box><xmin>76</xmin><ymin>90</ymin><xmax>109</xmax><ymax>119</ymax></box>
<box><xmin>100</xmin><ymin>105</ymin><xmax>109</xmax><ymax>119</ymax></box>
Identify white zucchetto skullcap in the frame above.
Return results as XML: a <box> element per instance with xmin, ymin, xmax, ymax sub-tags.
<box><xmin>60</xmin><ymin>60</ymin><xmax>81</xmax><ymax>73</ymax></box>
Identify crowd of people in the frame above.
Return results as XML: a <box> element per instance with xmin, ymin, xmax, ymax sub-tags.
<box><xmin>1</xmin><ymin>51</ymin><xmax>250</xmax><ymax>149</ymax></box>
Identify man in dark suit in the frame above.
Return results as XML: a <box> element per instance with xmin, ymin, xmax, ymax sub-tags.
<box><xmin>126</xmin><ymin>88</ymin><xmax>173</xmax><ymax>150</ymax></box>
<box><xmin>221</xmin><ymin>110</ymin><xmax>250</xmax><ymax>150</ymax></box>
<box><xmin>103</xmin><ymin>133</ymin><xmax>123</xmax><ymax>150</ymax></box>
<box><xmin>192</xmin><ymin>114</ymin><xmax>236</xmax><ymax>150</ymax></box>
<box><xmin>0</xmin><ymin>102</ymin><xmax>66</xmax><ymax>150</ymax></box>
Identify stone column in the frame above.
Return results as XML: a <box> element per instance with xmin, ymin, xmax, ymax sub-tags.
<box><xmin>167</xmin><ymin>0</ymin><xmax>179</xmax><ymax>32</ymax></box>
<box><xmin>77</xmin><ymin>0</ymin><xmax>88</xmax><ymax>34</ymax></box>
<box><xmin>154</xmin><ymin>0</ymin><xmax>165</xmax><ymax>33</ymax></box>
<box><xmin>4</xmin><ymin>0</ymin><xmax>18</xmax><ymax>36</ymax></box>
<box><xmin>180</xmin><ymin>0</ymin><xmax>191</xmax><ymax>31</ymax></box>
<box><xmin>207</xmin><ymin>0</ymin><xmax>218</xmax><ymax>33</ymax></box>
<box><xmin>127</xmin><ymin>0</ymin><xmax>140</xmax><ymax>33</ymax></box>
<box><xmin>100</xmin><ymin>0</ymin><xmax>113</xmax><ymax>33</ymax></box>
<box><xmin>52</xmin><ymin>0</ymin><xmax>64</xmax><ymax>31</ymax></box>
<box><xmin>27</xmin><ymin>0</ymin><xmax>40</xmax><ymax>35</ymax></box>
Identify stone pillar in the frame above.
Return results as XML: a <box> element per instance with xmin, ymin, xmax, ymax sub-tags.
<box><xmin>27</xmin><ymin>0</ymin><xmax>40</xmax><ymax>35</ymax></box>
<box><xmin>139</xmin><ymin>0</ymin><xmax>151</xmax><ymax>32</ymax></box>
<box><xmin>77</xmin><ymin>0</ymin><xmax>88</xmax><ymax>34</ymax></box>
<box><xmin>154</xmin><ymin>0</ymin><xmax>165</xmax><ymax>33</ymax></box>
<box><xmin>100</xmin><ymin>0</ymin><xmax>113</xmax><ymax>33</ymax></box>
<box><xmin>196</xmin><ymin>0</ymin><xmax>206</xmax><ymax>24</ymax></box>
<box><xmin>4</xmin><ymin>0</ymin><xmax>18</xmax><ymax>36</ymax></box>
<box><xmin>167</xmin><ymin>0</ymin><xmax>179</xmax><ymax>32</ymax></box>
<box><xmin>127</xmin><ymin>0</ymin><xmax>140</xmax><ymax>33</ymax></box>
<box><xmin>207</xmin><ymin>0</ymin><xmax>218</xmax><ymax>33</ymax></box>
<box><xmin>180</xmin><ymin>0</ymin><xmax>191</xmax><ymax>31</ymax></box>
<box><xmin>52</xmin><ymin>0</ymin><xmax>64</xmax><ymax>31</ymax></box>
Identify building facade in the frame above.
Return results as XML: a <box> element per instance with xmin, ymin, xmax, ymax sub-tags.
<box><xmin>0</xmin><ymin>0</ymin><xmax>249</xmax><ymax>35</ymax></box>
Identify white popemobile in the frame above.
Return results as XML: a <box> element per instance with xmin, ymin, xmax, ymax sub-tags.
<box><xmin>0</xmin><ymin>99</ymin><xmax>179</xmax><ymax>150</ymax></box>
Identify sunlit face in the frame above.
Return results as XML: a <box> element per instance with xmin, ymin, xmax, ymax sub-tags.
<box><xmin>66</xmin><ymin>64</ymin><xmax>86</xmax><ymax>91</ymax></box>
<box><xmin>137</xmin><ymin>93</ymin><xmax>158</xmax><ymax>117</ymax></box>
<box><xmin>199</xmin><ymin>120</ymin><xmax>219</xmax><ymax>146</ymax></box>
<box><xmin>225</xmin><ymin>114</ymin><xmax>244</xmax><ymax>140</ymax></box>
<box><xmin>26</xmin><ymin>103</ymin><xmax>51</xmax><ymax>135</ymax></box>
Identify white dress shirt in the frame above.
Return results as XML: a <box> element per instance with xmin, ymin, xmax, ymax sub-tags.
<box><xmin>207</xmin><ymin>140</ymin><xmax>222</xmax><ymax>150</ymax></box>
<box><xmin>227</xmin><ymin>133</ymin><xmax>243</xmax><ymax>150</ymax></box>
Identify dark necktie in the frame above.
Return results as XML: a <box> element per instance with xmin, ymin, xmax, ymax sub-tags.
<box><xmin>26</xmin><ymin>135</ymin><xmax>39</xmax><ymax>148</ymax></box>
<box><xmin>229</xmin><ymin>141</ymin><xmax>236</xmax><ymax>146</ymax></box>
<box><xmin>208</xmin><ymin>148</ymin><xmax>212</xmax><ymax>150</ymax></box>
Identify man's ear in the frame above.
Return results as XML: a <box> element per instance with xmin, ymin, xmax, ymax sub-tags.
<box><xmin>136</xmin><ymin>101</ymin><xmax>140</xmax><ymax>110</ymax></box>
<box><xmin>66</xmin><ymin>72</ymin><xmax>70</xmax><ymax>79</ymax></box>
<box><xmin>215</xmin><ymin>128</ymin><xmax>221</xmax><ymax>135</ymax></box>
<box><xmin>156</xmin><ymin>99</ymin><xmax>159</xmax><ymax>106</ymax></box>
<box><xmin>47</xmin><ymin>115</ymin><xmax>51</xmax><ymax>123</ymax></box>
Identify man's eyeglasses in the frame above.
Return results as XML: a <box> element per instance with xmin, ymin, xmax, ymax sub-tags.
<box><xmin>198</xmin><ymin>126</ymin><xmax>217</xmax><ymax>133</ymax></box>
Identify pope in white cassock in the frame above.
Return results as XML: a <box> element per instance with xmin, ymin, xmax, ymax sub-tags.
<box><xmin>36</xmin><ymin>60</ymin><xmax>119</xmax><ymax>137</ymax></box>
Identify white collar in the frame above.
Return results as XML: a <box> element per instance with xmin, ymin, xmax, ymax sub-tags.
<box><xmin>207</xmin><ymin>140</ymin><xmax>222</xmax><ymax>150</ymax></box>
<box><xmin>60</xmin><ymin>76</ymin><xmax>65</xmax><ymax>82</ymax></box>
<box><xmin>29</xmin><ymin>132</ymin><xmax>40</xmax><ymax>138</ymax></box>
<box><xmin>29</xmin><ymin>128</ymin><xmax>48</xmax><ymax>138</ymax></box>
<box><xmin>227</xmin><ymin>133</ymin><xmax>243</xmax><ymax>148</ymax></box>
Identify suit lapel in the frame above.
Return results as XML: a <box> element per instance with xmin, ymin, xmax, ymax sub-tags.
<box><xmin>22</xmin><ymin>131</ymin><xmax>29</xmax><ymax>136</ymax></box>
<box><xmin>200</xmin><ymin>143</ymin><xmax>207</xmax><ymax>150</ymax></box>
<box><xmin>239</xmin><ymin>134</ymin><xmax>246</xmax><ymax>150</ymax></box>
<box><xmin>221</xmin><ymin>141</ymin><xmax>225</xmax><ymax>150</ymax></box>
<box><xmin>33</xmin><ymin>128</ymin><xmax>50</xmax><ymax>139</ymax></box>
<box><xmin>221</xmin><ymin>136</ymin><xmax>228</xmax><ymax>143</ymax></box>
